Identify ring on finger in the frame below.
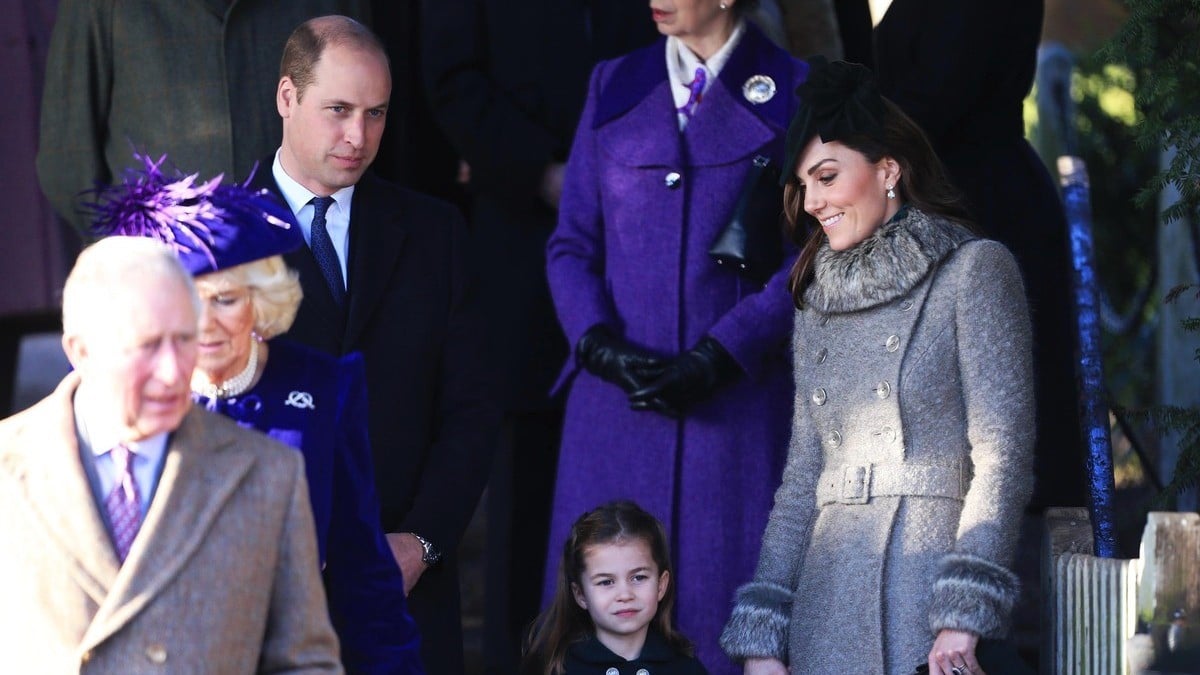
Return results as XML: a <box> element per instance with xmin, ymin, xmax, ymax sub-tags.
<box><xmin>950</xmin><ymin>668</ymin><xmax>964</xmax><ymax>675</ymax></box>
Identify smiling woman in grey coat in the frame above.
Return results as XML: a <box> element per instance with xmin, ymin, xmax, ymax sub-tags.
<box><xmin>719</xmin><ymin>58</ymin><xmax>1035</xmax><ymax>675</ymax></box>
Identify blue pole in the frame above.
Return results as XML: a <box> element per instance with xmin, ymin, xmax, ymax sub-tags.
<box><xmin>1058</xmin><ymin>156</ymin><xmax>1118</xmax><ymax>558</ymax></box>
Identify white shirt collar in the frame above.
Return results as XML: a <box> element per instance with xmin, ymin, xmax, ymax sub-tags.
<box><xmin>271</xmin><ymin>149</ymin><xmax>356</xmax><ymax>217</ymax></box>
<box><xmin>666</xmin><ymin>19</ymin><xmax>746</xmax><ymax>129</ymax></box>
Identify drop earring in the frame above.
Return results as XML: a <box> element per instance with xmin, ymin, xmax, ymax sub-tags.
<box><xmin>720</xmin><ymin>1</ymin><xmax>729</xmax><ymax>9</ymax></box>
<box><xmin>886</xmin><ymin>185</ymin><xmax>896</xmax><ymax>200</ymax></box>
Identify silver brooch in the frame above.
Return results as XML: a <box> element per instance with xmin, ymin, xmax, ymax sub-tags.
<box><xmin>742</xmin><ymin>75</ymin><xmax>776</xmax><ymax>104</ymax></box>
<box><xmin>285</xmin><ymin>391</ymin><xmax>315</xmax><ymax>410</ymax></box>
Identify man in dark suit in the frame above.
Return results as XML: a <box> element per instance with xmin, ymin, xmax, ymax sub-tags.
<box><xmin>249</xmin><ymin>15</ymin><xmax>500</xmax><ymax>675</ymax></box>
<box><xmin>420</xmin><ymin>4</ymin><xmax>658</xmax><ymax>669</ymax></box>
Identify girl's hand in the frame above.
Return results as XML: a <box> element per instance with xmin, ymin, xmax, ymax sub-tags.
<box><xmin>744</xmin><ymin>657</ymin><xmax>788</xmax><ymax>675</ymax></box>
<box><xmin>928</xmin><ymin>629</ymin><xmax>985</xmax><ymax>675</ymax></box>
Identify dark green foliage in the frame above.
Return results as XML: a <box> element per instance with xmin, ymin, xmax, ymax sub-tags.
<box><xmin>1104</xmin><ymin>0</ymin><xmax>1200</xmax><ymax>506</ymax></box>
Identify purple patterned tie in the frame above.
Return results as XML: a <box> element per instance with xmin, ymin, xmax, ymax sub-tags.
<box><xmin>105</xmin><ymin>444</ymin><xmax>142</xmax><ymax>562</ymax></box>
<box><xmin>678</xmin><ymin>66</ymin><xmax>707</xmax><ymax>120</ymax></box>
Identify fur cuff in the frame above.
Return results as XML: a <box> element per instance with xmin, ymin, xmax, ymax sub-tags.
<box><xmin>929</xmin><ymin>553</ymin><xmax>1020</xmax><ymax>638</ymax></box>
<box><xmin>720</xmin><ymin>581</ymin><xmax>793</xmax><ymax>662</ymax></box>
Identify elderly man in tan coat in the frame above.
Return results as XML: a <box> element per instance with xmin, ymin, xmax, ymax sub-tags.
<box><xmin>0</xmin><ymin>237</ymin><xmax>342</xmax><ymax>673</ymax></box>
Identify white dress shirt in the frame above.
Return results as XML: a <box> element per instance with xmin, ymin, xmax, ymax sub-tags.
<box><xmin>272</xmin><ymin>149</ymin><xmax>355</xmax><ymax>285</ymax></box>
<box><xmin>666</xmin><ymin>20</ymin><xmax>746</xmax><ymax>130</ymax></box>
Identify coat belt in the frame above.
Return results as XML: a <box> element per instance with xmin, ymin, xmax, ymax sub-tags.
<box><xmin>816</xmin><ymin>461</ymin><xmax>966</xmax><ymax>506</ymax></box>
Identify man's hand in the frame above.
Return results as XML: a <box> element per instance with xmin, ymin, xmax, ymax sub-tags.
<box><xmin>385</xmin><ymin>533</ymin><xmax>429</xmax><ymax>596</ymax></box>
<box><xmin>744</xmin><ymin>657</ymin><xmax>788</xmax><ymax>675</ymax></box>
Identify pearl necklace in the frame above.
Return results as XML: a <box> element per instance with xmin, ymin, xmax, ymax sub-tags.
<box><xmin>193</xmin><ymin>338</ymin><xmax>259</xmax><ymax>399</ymax></box>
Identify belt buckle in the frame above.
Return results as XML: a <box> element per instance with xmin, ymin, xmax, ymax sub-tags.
<box><xmin>840</xmin><ymin>464</ymin><xmax>871</xmax><ymax>504</ymax></box>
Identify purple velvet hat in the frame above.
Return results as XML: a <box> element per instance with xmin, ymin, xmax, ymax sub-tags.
<box><xmin>88</xmin><ymin>153</ymin><xmax>303</xmax><ymax>276</ymax></box>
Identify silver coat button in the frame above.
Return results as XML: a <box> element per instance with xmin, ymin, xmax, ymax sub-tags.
<box><xmin>876</xmin><ymin>381</ymin><xmax>891</xmax><ymax>399</ymax></box>
<box><xmin>820</xmin><ymin>315</ymin><xmax>830</xmax><ymax>326</ymax></box>
<box><xmin>900</xmin><ymin>299</ymin><xmax>914</xmax><ymax>311</ymax></box>
<box><xmin>816</xmin><ymin>347</ymin><xmax>828</xmax><ymax>364</ymax></box>
<box><xmin>664</xmin><ymin>171</ymin><xmax>681</xmax><ymax>189</ymax></box>
<box><xmin>145</xmin><ymin>644</ymin><xmax>167</xmax><ymax>664</ymax></box>
<box><xmin>826</xmin><ymin>430</ymin><xmax>842</xmax><ymax>448</ymax></box>
<box><xmin>637</xmin><ymin>670</ymin><xmax>650</xmax><ymax>675</ymax></box>
<box><xmin>881</xmin><ymin>426</ymin><xmax>897</xmax><ymax>443</ymax></box>
<box><xmin>607</xmin><ymin>668</ymin><xmax>619</xmax><ymax>675</ymax></box>
<box><xmin>812</xmin><ymin>388</ymin><xmax>827</xmax><ymax>406</ymax></box>
<box><xmin>885</xmin><ymin>335</ymin><xmax>900</xmax><ymax>352</ymax></box>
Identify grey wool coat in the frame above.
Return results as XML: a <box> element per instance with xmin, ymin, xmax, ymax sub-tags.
<box><xmin>720</xmin><ymin>209</ymin><xmax>1035</xmax><ymax>674</ymax></box>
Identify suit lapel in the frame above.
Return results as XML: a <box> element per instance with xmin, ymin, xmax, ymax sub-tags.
<box><xmin>8</xmin><ymin>374</ymin><xmax>121</xmax><ymax>605</ymax></box>
<box><xmin>343</xmin><ymin>174</ymin><xmax>407</xmax><ymax>349</ymax></box>
<box><xmin>81</xmin><ymin>409</ymin><xmax>256</xmax><ymax>652</ymax></box>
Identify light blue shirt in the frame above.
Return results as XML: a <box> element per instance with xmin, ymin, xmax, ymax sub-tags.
<box><xmin>272</xmin><ymin>149</ymin><xmax>355</xmax><ymax>285</ymax></box>
<box><xmin>73</xmin><ymin>390</ymin><xmax>168</xmax><ymax>518</ymax></box>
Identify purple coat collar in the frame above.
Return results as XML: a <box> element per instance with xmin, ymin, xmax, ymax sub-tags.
<box><xmin>592</xmin><ymin>21</ymin><xmax>805</xmax><ymax>133</ymax></box>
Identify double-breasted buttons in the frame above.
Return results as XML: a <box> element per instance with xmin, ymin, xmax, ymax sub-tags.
<box><xmin>885</xmin><ymin>335</ymin><xmax>900</xmax><ymax>352</ymax></box>
<box><xmin>664</xmin><ymin>172</ymin><xmax>682</xmax><ymax>189</ymax></box>
<box><xmin>875</xmin><ymin>381</ymin><xmax>891</xmax><ymax>399</ymax></box>
<box><xmin>812</xmin><ymin>388</ymin><xmax>827</xmax><ymax>406</ymax></box>
<box><xmin>637</xmin><ymin>669</ymin><xmax>651</xmax><ymax>675</ymax></box>
<box><xmin>816</xmin><ymin>347</ymin><xmax>828</xmax><ymax>364</ymax></box>
<box><xmin>881</xmin><ymin>426</ymin><xmax>897</xmax><ymax>443</ymax></box>
<box><xmin>900</xmin><ymin>299</ymin><xmax>914</xmax><ymax>311</ymax></box>
<box><xmin>145</xmin><ymin>644</ymin><xmax>167</xmax><ymax>664</ymax></box>
<box><xmin>826</xmin><ymin>429</ymin><xmax>842</xmax><ymax>448</ymax></box>
<box><xmin>606</xmin><ymin>668</ymin><xmax>619</xmax><ymax>675</ymax></box>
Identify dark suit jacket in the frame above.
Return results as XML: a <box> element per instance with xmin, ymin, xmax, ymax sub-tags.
<box><xmin>250</xmin><ymin>166</ymin><xmax>500</xmax><ymax>675</ymax></box>
<box><xmin>421</xmin><ymin>0</ymin><xmax>659</xmax><ymax>409</ymax></box>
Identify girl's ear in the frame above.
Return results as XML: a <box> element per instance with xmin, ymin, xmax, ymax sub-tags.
<box><xmin>657</xmin><ymin>569</ymin><xmax>670</xmax><ymax>603</ymax></box>
<box><xmin>571</xmin><ymin>582</ymin><xmax>588</xmax><ymax>610</ymax></box>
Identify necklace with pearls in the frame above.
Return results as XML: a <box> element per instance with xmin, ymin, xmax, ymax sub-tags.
<box><xmin>192</xmin><ymin>338</ymin><xmax>259</xmax><ymax>399</ymax></box>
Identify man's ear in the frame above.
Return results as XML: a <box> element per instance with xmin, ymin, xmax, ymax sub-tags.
<box><xmin>571</xmin><ymin>582</ymin><xmax>588</xmax><ymax>610</ymax></box>
<box><xmin>62</xmin><ymin>333</ymin><xmax>86</xmax><ymax>372</ymax></box>
<box><xmin>277</xmin><ymin>77</ymin><xmax>297</xmax><ymax>118</ymax></box>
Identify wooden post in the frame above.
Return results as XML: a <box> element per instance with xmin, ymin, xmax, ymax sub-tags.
<box><xmin>1137</xmin><ymin>512</ymin><xmax>1200</xmax><ymax>659</ymax></box>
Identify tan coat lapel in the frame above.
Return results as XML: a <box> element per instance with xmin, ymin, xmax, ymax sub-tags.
<box><xmin>81</xmin><ymin>407</ymin><xmax>256</xmax><ymax>652</ymax></box>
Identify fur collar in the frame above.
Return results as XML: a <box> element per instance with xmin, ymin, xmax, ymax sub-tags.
<box><xmin>804</xmin><ymin>207</ymin><xmax>975</xmax><ymax>314</ymax></box>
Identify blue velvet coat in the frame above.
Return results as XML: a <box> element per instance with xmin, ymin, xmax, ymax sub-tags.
<box><xmin>195</xmin><ymin>339</ymin><xmax>423</xmax><ymax>674</ymax></box>
<box><xmin>544</xmin><ymin>25</ymin><xmax>806</xmax><ymax>674</ymax></box>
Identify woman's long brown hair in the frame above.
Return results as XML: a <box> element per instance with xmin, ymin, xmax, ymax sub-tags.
<box><xmin>783</xmin><ymin>98</ymin><xmax>976</xmax><ymax>308</ymax></box>
<box><xmin>521</xmin><ymin>501</ymin><xmax>691</xmax><ymax>675</ymax></box>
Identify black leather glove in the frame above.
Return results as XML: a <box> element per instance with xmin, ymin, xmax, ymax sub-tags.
<box><xmin>576</xmin><ymin>325</ymin><xmax>668</xmax><ymax>394</ymax></box>
<box><xmin>628</xmin><ymin>336</ymin><xmax>741</xmax><ymax>418</ymax></box>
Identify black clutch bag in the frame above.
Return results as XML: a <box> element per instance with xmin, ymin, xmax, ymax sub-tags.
<box><xmin>708</xmin><ymin>154</ymin><xmax>785</xmax><ymax>285</ymax></box>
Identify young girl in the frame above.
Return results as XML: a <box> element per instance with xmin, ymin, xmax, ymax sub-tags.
<box><xmin>522</xmin><ymin>501</ymin><xmax>709</xmax><ymax>675</ymax></box>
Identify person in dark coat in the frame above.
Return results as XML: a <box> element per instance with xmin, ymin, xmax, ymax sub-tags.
<box><xmin>90</xmin><ymin>156</ymin><xmax>425</xmax><ymax>674</ymax></box>
<box><xmin>420</xmin><ymin>1</ymin><xmax>659</xmax><ymax>667</ymax></box>
<box><xmin>873</xmin><ymin>0</ymin><xmax>1085</xmax><ymax>509</ymax></box>
<box><xmin>248</xmin><ymin>17</ymin><xmax>500</xmax><ymax>675</ymax></box>
<box><xmin>35</xmin><ymin>0</ymin><xmax>370</xmax><ymax>234</ymax></box>
<box><xmin>544</xmin><ymin>2</ymin><xmax>806</xmax><ymax>672</ymax></box>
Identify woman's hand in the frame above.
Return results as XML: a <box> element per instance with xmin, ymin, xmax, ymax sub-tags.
<box><xmin>928</xmin><ymin>629</ymin><xmax>985</xmax><ymax>675</ymax></box>
<box><xmin>744</xmin><ymin>657</ymin><xmax>788</xmax><ymax>675</ymax></box>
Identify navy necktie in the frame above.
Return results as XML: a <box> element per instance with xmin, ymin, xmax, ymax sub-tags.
<box><xmin>309</xmin><ymin>196</ymin><xmax>346</xmax><ymax>306</ymax></box>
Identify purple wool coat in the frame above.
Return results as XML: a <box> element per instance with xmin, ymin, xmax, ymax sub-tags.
<box><xmin>544</xmin><ymin>25</ymin><xmax>806</xmax><ymax>674</ymax></box>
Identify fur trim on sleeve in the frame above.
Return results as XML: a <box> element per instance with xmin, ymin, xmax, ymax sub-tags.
<box><xmin>928</xmin><ymin>553</ymin><xmax>1020</xmax><ymax>638</ymax></box>
<box><xmin>720</xmin><ymin>581</ymin><xmax>793</xmax><ymax>662</ymax></box>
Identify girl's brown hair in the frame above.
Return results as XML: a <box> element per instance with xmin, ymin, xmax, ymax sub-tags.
<box><xmin>521</xmin><ymin>501</ymin><xmax>690</xmax><ymax>675</ymax></box>
<box><xmin>783</xmin><ymin>97</ymin><xmax>975</xmax><ymax>308</ymax></box>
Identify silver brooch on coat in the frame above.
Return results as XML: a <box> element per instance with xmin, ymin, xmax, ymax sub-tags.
<box><xmin>742</xmin><ymin>75</ymin><xmax>776</xmax><ymax>104</ymax></box>
<box><xmin>285</xmin><ymin>391</ymin><xmax>315</xmax><ymax>409</ymax></box>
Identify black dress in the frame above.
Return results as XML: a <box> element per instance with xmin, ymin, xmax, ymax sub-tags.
<box><xmin>560</xmin><ymin>630</ymin><xmax>709</xmax><ymax>675</ymax></box>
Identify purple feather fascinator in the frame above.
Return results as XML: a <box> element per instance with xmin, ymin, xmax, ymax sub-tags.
<box><xmin>88</xmin><ymin>153</ymin><xmax>304</xmax><ymax>277</ymax></box>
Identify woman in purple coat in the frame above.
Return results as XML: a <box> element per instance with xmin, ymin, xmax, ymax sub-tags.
<box><xmin>544</xmin><ymin>2</ymin><xmax>806</xmax><ymax>672</ymax></box>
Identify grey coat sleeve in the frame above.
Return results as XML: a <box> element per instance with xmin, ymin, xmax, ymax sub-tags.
<box><xmin>929</xmin><ymin>240</ymin><xmax>1035</xmax><ymax>638</ymax></box>
<box><xmin>720</xmin><ymin>315</ymin><xmax>821</xmax><ymax>663</ymax></box>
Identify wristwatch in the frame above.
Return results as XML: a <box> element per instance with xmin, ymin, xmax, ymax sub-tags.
<box><xmin>411</xmin><ymin>533</ymin><xmax>442</xmax><ymax>566</ymax></box>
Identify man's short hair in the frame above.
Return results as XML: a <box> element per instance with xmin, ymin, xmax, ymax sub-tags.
<box><xmin>62</xmin><ymin>237</ymin><xmax>200</xmax><ymax>339</ymax></box>
<box><xmin>279</xmin><ymin>15</ymin><xmax>388</xmax><ymax>101</ymax></box>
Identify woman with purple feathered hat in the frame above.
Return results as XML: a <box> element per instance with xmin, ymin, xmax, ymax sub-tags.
<box><xmin>90</xmin><ymin>154</ymin><xmax>425</xmax><ymax>674</ymax></box>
